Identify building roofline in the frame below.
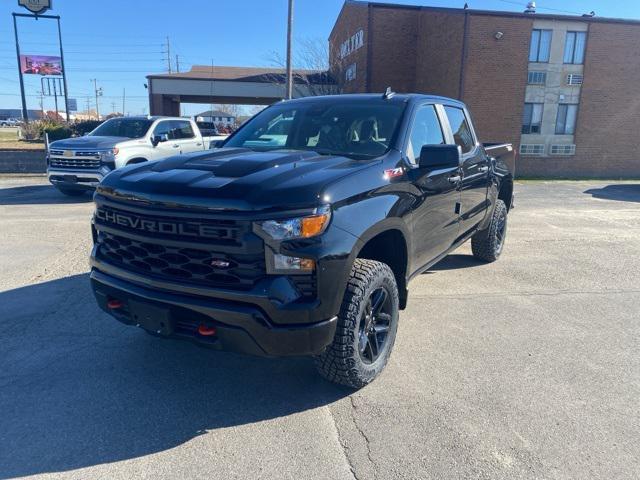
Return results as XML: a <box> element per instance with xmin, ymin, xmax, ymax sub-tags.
<box><xmin>342</xmin><ymin>0</ymin><xmax>640</xmax><ymax>26</ymax></box>
<box><xmin>329</xmin><ymin>0</ymin><xmax>369</xmax><ymax>39</ymax></box>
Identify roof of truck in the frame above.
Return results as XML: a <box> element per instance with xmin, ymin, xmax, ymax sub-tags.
<box><xmin>279</xmin><ymin>93</ymin><xmax>465</xmax><ymax>107</ymax></box>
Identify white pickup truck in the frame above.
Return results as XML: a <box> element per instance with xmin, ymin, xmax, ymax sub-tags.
<box><xmin>47</xmin><ymin>116</ymin><xmax>227</xmax><ymax>196</ymax></box>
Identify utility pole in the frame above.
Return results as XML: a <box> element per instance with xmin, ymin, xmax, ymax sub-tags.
<box><xmin>85</xmin><ymin>97</ymin><xmax>91</xmax><ymax>118</ymax></box>
<box><xmin>111</xmin><ymin>101</ymin><xmax>117</xmax><ymax>114</ymax></box>
<box><xmin>37</xmin><ymin>90</ymin><xmax>44</xmax><ymax>117</ymax></box>
<box><xmin>285</xmin><ymin>0</ymin><xmax>294</xmax><ymax>100</ymax></box>
<box><xmin>165</xmin><ymin>36</ymin><xmax>172</xmax><ymax>73</ymax></box>
<box><xmin>53</xmin><ymin>79</ymin><xmax>59</xmax><ymax>120</ymax></box>
<box><xmin>91</xmin><ymin>79</ymin><xmax>103</xmax><ymax>120</ymax></box>
<box><xmin>175</xmin><ymin>54</ymin><xmax>180</xmax><ymax>73</ymax></box>
<box><xmin>122</xmin><ymin>88</ymin><xmax>126</xmax><ymax>116</ymax></box>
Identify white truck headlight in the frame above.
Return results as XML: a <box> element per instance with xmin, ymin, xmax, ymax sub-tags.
<box><xmin>100</xmin><ymin>148</ymin><xmax>119</xmax><ymax>162</ymax></box>
<box><xmin>258</xmin><ymin>206</ymin><xmax>331</xmax><ymax>240</ymax></box>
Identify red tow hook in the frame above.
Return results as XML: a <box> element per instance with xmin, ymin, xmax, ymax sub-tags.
<box><xmin>198</xmin><ymin>324</ymin><xmax>216</xmax><ymax>336</ymax></box>
<box><xmin>107</xmin><ymin>299</ymin><xmax>123</xmax><ymax>309</ymax></box>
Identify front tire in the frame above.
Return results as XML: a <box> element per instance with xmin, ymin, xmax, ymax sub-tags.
<box><xmin>315</xmin><ymin>259</ymin><xmax>399</xmax><ymax>389</ymax></box>
<box><xmin>56</xmin><ymin>187</ymin><xmax>86</xmax><ymax>197</ymax></box>
<box><xmin>471</xmin><ymin>199</ymin><xmax>508</xmax><ymax>262</ymax></box>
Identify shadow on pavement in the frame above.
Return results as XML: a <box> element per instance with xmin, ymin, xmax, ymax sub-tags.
<box><xmin>0</xmin><ymin>274</ymin><xmax>348</xmax><ymax>479</ymax></box>
<box><xmin>425</xmin><ymin>254</ymin><xmax>485</xmax><ymax>273</ymax></box>
<box><xmin>584</xmin><ymin>184</ymin><xmax>640</xmax><ymax>203</ymax></box>
<box><xmin>0</xmin><ymin>184</ymin><xmax>92</xmax><ymax>205</ymax></box>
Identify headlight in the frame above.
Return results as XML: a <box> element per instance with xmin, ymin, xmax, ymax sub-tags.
<box><xmin>273</xmin><ymin>254</ymin><xmax>315</xmax><ymax>271</ymax></box>
<box><xmin>100</xmin><ymin>148</ymin><xmax>119</xmax><ymax>162</ymax></box>
<box><xmin>258</xmin><ymin>206</ymin><xmax>331</xmax><ymax>240</ymax></box>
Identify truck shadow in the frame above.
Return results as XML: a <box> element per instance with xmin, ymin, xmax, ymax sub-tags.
<box><xmin>0</xmin><ymin>274</ymin><xmax>349</xmax><ymax>479</ymax></box>
<box><xmin>584</xmin><ymin>184</ymin><xmax>640</xmax><ymax>203</ymax></box>
<box><xmin>0</xmin><ymin>184</ymin><xmax>93</xmax><ymax>205</ymax></box>
<box><xmin>426</xmin><ymin>254</ymin><xmax>485</xmax><ymax>272</ymax></box>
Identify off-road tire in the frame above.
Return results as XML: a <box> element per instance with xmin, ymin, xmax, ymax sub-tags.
<box><xmin>57</xmin><ymin>187</ymin><xmax>86</xmax><ymax>197</ymax></box>
<box><xmin>315</xmin><ymin>259</ymin><xmax>399</xmax><ymax>389</ymax></box>
<box><xmin>471</xmin><ymin>199</ymin><xmax>508</xmax><ymax>262</ymax></box>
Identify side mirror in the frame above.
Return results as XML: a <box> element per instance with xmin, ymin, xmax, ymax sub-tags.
<box><xmin>419</xmin><ymin>144</ymin><xmax>461</xmax><ymax>170</ymax></box>
<box><xmin>151</xmin><ymin>133</ymin><xmax>168</xmax><ymax>147</ymax></box>
<box><xmin>210</xmin><ymin>139</ymin><xmax>225</xmax><ymax>149</ymax></box>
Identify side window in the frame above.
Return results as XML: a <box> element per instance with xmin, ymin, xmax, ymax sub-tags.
<box><xmin>406</xmin><ymin>105</ymin><xmax>444</xmax><ymax>164</ymax></box>
<box><xmin>444</xmin><ymin>106</ymin><xmax>475</xmax><ymax>154</ymax></box>
<box><xmin>153</xmin><ymin>121</ymin><xmax>174</xmax><ymax>139</ymax></box>
<box><xmin>174</xmin><ymin>120</ymin><xmax>195</xmax><ymax>139</ymax></box>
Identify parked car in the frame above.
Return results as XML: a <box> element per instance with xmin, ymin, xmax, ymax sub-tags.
<box><xmin>89</xmin><ymin>93</ymin><xmax>514</xmax><ymax>387</ymax></box>
<box><xmin>46</xmin><ymin>116</ymin><xmax>227</xmax><ymax>196</ymax></box>
<box><xmin>0</xmin><ymin>118</ymin><xmax>19</xmax><ymax>127</ymax></box>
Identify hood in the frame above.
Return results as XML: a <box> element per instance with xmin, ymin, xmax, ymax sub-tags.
<box><xmin>98</xmin><ymin>148</ymin><xmax>378</xmax><ymax>211</ymax></box>
<box><xmin>50</xmin><ymin>136</ymin><xmax>127</xmax><ymax>150</ymax></box>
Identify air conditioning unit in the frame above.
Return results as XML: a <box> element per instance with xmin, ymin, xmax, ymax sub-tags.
<box><xmin>520</xmin><ymin>144</ymin><xmax>545</xmax><ymax>155</ymax></box>
<box><xmin>567</xmin><ymin>74</ymin><xmax>583</xmax><ymax>86</ymax></box>
<box><xmin>550</xmin><ymin>144</ymin><xmax>576</xmax><ymax>155</ymax></box>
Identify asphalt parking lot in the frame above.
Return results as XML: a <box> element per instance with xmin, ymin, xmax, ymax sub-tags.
<box><xmin>1</xmin><ymin>176</ymin><xmax>638</xmax><ymax>480</ymax></box>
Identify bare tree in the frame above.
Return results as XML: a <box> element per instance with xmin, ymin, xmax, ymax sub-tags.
<box><xmin>266</xmin><ymin>37</ymin><xmax>341</xmax><ymax>98</ymax></box>
<box><xmin>215</xmin><ymin>104</ymin><xmax>242</xmax><ymax>122</ymax></box>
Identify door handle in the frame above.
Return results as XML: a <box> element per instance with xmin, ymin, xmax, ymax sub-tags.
<box><xmin>478</xmin><ymin>166</ymin><xmax>489</xmax><ymax>173</ymax></box>
<box><xmin>172</xmin><ymin>144</ymin><xmax>180</xmax><ymax>148</ymax></box>
<box><xmin>448</xmin><ymin>175</ymin><xmax>461</xmax><ymax>183</ymax></box>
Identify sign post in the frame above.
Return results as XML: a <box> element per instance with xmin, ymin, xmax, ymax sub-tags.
<box><xmin>12</xmin><ymin>14</ymin><xmax>29</xmax><ymax>123</ymax></box>
<box><xmin>13</xmin><ymin>1</ymin><xmax>70</xmax><ymax>123</ymax></box>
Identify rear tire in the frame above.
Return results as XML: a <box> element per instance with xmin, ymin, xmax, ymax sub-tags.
<box><xmin>57</xmin><ymin>187</ymin><xmax>86</xmax><ymax>197</ymax></box>
<box><xmin>471</xmin><ymin>199</ymin><xmax>508</xmax><ymax>262</ymax></box>
<box><xmin>315</xmin><ymin>259</ymin><xmax>399</xmax><ymax>389</ymax></box>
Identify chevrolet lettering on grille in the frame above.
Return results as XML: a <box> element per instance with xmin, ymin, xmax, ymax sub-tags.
<box><xmin>95</xmin><ymin>208</ymin><xmax>223</xmax><ymax>238</ymax></box>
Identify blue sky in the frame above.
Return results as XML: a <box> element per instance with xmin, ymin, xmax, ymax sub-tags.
<box><xmin>1</xmin><ymin>0</ymin><xmax>638</xmax><ymax>117</ymax></box>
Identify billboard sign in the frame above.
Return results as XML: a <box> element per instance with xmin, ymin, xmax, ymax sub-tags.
<box><xmin>20</xmin><ymin>55</ymin><xmax>62</xmax><ymax>75</ymax></box>
<box><xmin>17</xmin><ymin>0</ymin><xmax>52</xmax><ymax>15</ymax></box>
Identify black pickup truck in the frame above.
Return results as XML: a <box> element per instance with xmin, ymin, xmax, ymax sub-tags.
<box><xmin>90</xmin><ymin>93</ymin><xmax>514</xmax><ymax>388</ymax></box>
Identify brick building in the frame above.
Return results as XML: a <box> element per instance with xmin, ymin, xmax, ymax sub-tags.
<box><xmin>329</xmin><ymin>1</ymin><xmax>640</xmax><ymax>177</ymax></box>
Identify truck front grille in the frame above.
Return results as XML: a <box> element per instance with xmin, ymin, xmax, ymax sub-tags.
<box><xmin>49</xmin><ymin>149</ymin><xmax>102</xmax><ymax>169</ymax></box>
<box><xmin>97</xmin><ymin>231</ymin><xmax>265</xmax><ymax>290</ymax></box>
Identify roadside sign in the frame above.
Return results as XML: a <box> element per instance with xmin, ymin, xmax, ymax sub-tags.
<box><xmin>17</xmin><ymin>0</ymin><xmax>52</xmax><ymax>15</ymax></box>
<box><xmin>20</xmin><ymin>55</ymin><xmax>61</xmax><ymax>75</ymax></box>
<box><xmin>68</xmin><ymin>98</ymin><xmax>77</xmax><ymax>111</ymax></box>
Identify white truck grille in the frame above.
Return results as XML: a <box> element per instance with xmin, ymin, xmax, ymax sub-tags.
<box><xmin>49</xmin><ymin>149</ymin><xmax>101</xmax><ymax>169</ymax></box>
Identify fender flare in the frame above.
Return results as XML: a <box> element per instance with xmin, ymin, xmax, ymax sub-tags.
<box><xmin>126</xmin><ymin>157</ymin><xmax>148</xmax><ymax>165</ymax></box>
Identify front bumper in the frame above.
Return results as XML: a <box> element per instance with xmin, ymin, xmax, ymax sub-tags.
<box><xmin>91</xmin><ymin>268</ymin><xmax>337</xmax><ymax>357</ymax></box>
<box><xmin>47</xmin><ymin>167</ymin><xmax>109</xmax><ymax>190</ymax></box>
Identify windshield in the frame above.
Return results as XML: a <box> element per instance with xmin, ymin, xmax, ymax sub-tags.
<box><xmin>89</xmin><ymin>118</ymin><xmax>154</xmax><ymax>139</ymax></box>
<box><xmin>224</xmin><ymin>100</ymin><xmax>406</xmax><ymax>159</ymax></box>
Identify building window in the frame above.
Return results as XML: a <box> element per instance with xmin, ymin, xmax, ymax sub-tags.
<box><xmin>529</xmin><ymin>29</ymin><xmax>552</xmax><ymax>63</ymax></box>
<box><xmin>520</xmin><ymin>144</ymin><xmax>545</xmax><ymax>155</ymax></box>
<box><xmin>345</xmin><ymin>63</ymin><xmax>356</xmax><ymax>82</ymax></box>
<box><xmin>555</xmin><ymin>104</ymin><xmax>578</xmax><ymax>134</ymax></box>
<box><xmin>527</xmin><ymin>71</ymin><xmax>547</xmax><ymax>85</ymax></box>
<box><xmin>550</xmin><ymin>144</ymin><xmax>576</xmax><ymax>155</ymax></box>
<box><xmin>522</xmin><ymin>103</ymin><xmax>543</xmax><ymax>134</ymax></box>
<box><xmin>564</xmin><ymin>31</ymin><xmax>587</xmax><ymax>64</ymax></box>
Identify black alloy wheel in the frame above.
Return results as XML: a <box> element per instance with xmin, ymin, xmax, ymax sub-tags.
<box><xmin>358</xmin><ymin>286</ymin><xmax>392</xmax><ymax>364</ymax></box>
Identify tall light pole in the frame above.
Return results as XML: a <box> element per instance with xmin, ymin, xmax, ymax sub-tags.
<box><xmin>91</xmin><ymin>79</ymin><xmax>102</xmax><ymax>120</ymax></box>
<box><xmin>285</xmin><ymin>0</ymin><xmax>293</xmax><ymax>100</ymax></box>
